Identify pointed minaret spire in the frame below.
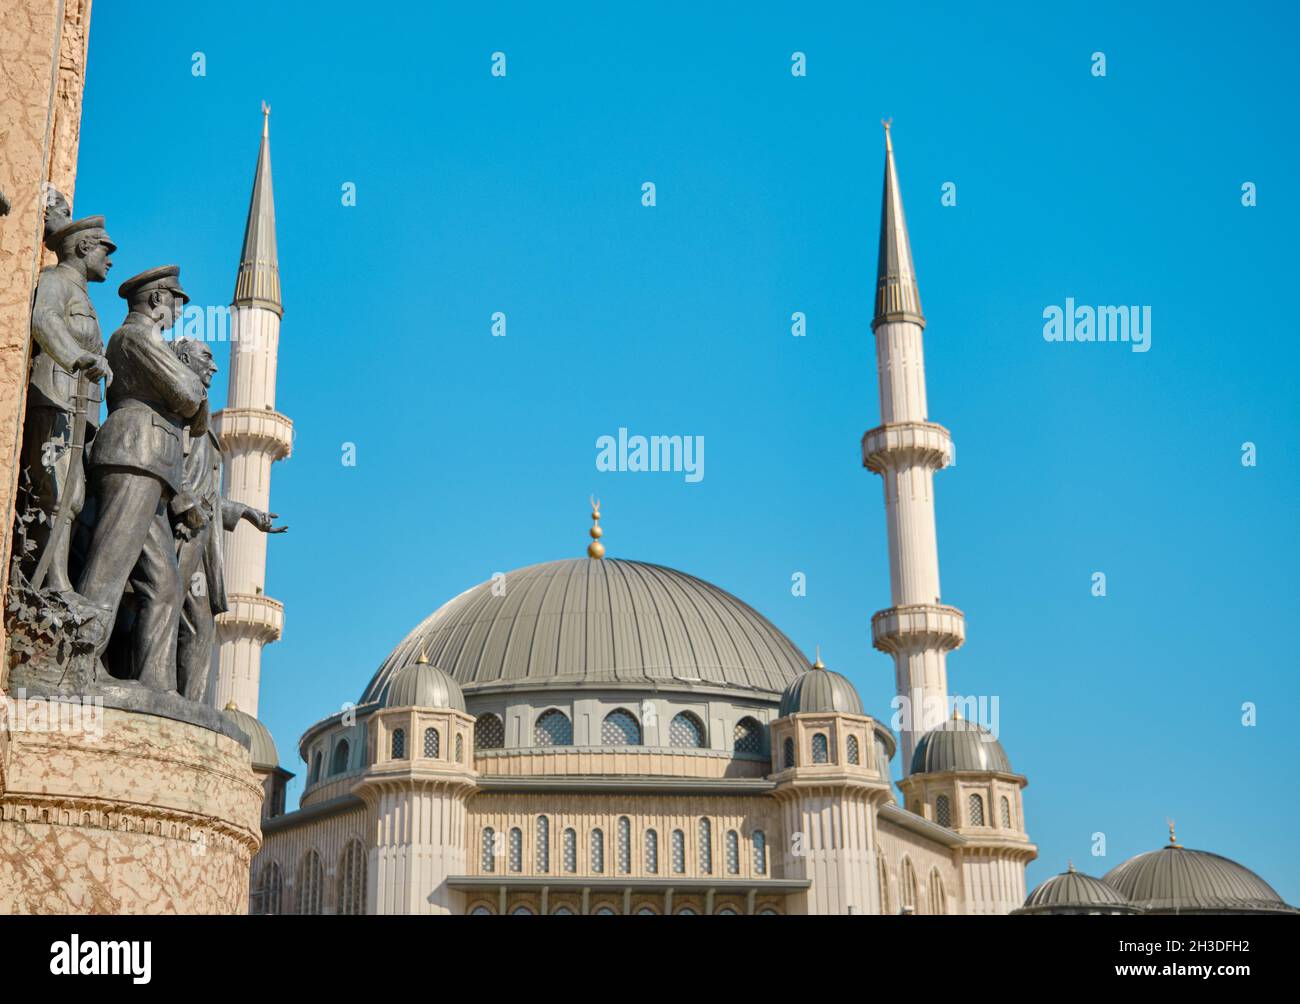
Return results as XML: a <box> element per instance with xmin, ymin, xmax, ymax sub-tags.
<box><xmin>874</xmin><ymin>119</ymin><xmax>923</xmax><ymax>330</ymax></box>
<box><xmin>233</xmin><ymin>100</ymin><xmax>281</xmax><ymax>317</ymax></box>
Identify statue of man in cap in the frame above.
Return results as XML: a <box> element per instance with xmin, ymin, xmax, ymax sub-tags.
<box><xmin>78</xmin><ymin>266</ymin><xmax>207</xmax><ymax>693</ymax></box>
<box><xmin>169</xmin><ymin>337</ymin><xmax>286</xmax><ymax>702</ymax></box>
<box><xmin>21</xmin><ymin>207</ymin><xmax>116</xmax><ymax>595</ymax></box>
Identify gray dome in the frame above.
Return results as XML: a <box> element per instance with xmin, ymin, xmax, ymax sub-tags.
<box><xmin>1103</xmin><ymin>845</ymin><xmax>1297</xmax><ymax>915</ymax></box>
<box><xmin>910</xmin><ymin>717</ymin><xmax>1013</xmax><ymax>775</ymax></box>
<box><xmin>779</xmin><ymin>664</ymin><xmax>863</xmax><ymax>716</ymax></box>
<box><xmin>1014</xmin><ymin>866</ymin><xmax>1137</xmax><ymax>915</ymax></box>
<box><xmin>382</xmin><ymin>660</ymin><xmax>466</xmax><ymax>711</ymax></box>
<box><xmin>361</xmin><ymin>558</ymin><xmax>808</xmax><ymax>702</ymax></box>
<box><xmin>224</xmin><ymin>706</ymin><xmax>279</xmax><ymax>771</ymax></box>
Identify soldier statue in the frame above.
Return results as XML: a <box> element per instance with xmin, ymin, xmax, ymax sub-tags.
<box><xmin>77</xmin><ymin>266</ymin><xmax>206</xmax><ymax>693</ymax></box>
<box><xmin>22</xmin><ymin>208</ymin><xmax>115</xmax><ymax>597</ymax></box>
<box><xmin>169</xmin><ymin>337</ymin><xmax>286</xmax><ymax>703</ymax></box>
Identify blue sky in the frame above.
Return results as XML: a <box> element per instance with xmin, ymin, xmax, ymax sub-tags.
<box><xmin>76</xmin><ymin>1</ymin><xmax>1298</xmax><ymax>901</ymax></box>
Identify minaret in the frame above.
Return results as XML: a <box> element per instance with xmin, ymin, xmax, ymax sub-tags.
<box><xmin>211</xmin><ymin>103</ymin><xmax>293</xmax><ymax>716</ymax></box>
<box><xmin>863</xmin><ymin>122</ymin><xmax>965</xmax><ymax>773</ymax></box>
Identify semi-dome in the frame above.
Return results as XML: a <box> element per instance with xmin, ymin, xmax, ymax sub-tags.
<box><xmin>1103</xmin><ymin>844</ymin><xmax>1297</xmax><ymax>915</ymax></box>
<box><xmin>1014</xmin><ymin>864</ymin><xmax>1137</xmax><ymax>915</ymax></box>
<box><xmin>361</xmin><ymin>558</ymin><xmax>809</xmax><ymax>702</ymax></box>
<box><xmin>778</xmin><ymin>659</ymin><xmax>863</xmax><ymax>716</ymax></box>
<box><xmin>224</xmin><ymin>704</ymin><xmax>279</xmax><ymax>771</ymax></box>
<box><xmin>382</xmin><ymin>659</ymin><xmax>465</xmax><ymax>711</ymax></box>
<box><xmin>910</xmin><ymin>717</ymin><xmax>1013</xmax><ymax>775</ymax></box>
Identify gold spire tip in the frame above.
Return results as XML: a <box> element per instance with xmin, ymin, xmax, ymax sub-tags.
<box><xmin>416</xmin><ymin>646</ymin><xmax>429</xmax><ymax>665</ymax></box>
<box><xmin>881</xmin><ymin>117</ymin><xmax>893</xmax><ymax>151</ymax></box>
<box><xmin>261</xmin><ymin>100</ymin><xmax>271</xmax><ymax>137</ymax></box>
<box><xmin>1067</xmin><ymin>859</ymin><xmax>1075</xmax><ymax>873</ymax></box>
<box><xmin>586</xmin><ymin>495</ymin><xmax>605</xmax><ymax>559</ymax></box>
<box><xmin>224</xmin><ymin>701</ymin><xmax>238</xmax><ymax>712</ymax></box>
<box><xmin>812</xmin><ymin>645</ymin><xmax>824</xmax><ymax>669</ymax></box>
<box><xmin>1166</xmin><ymin>818</ymin><xmax>1181</xmax><ymax>848</ymax></box>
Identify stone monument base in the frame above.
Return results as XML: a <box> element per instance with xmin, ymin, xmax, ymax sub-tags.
<box><xmin>0</xmin><ymin>703</ymin><xmax>262</xmax><ymax>913</ymax></box>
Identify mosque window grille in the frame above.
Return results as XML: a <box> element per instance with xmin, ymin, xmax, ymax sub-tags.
<box><xmin>968</xmin><ymin>793</ymin><xmax>985</xmax><ymax>827</ymax></box>
<box><xmin>669</xmin><ymin>711</ymin><xmax>706</xmax><ymax>748</ymax></box>
<box><xmin>563</xmin><ymin>828</ymin><xmax>577</xmax><ymax>873</ymax></box>
<box><xmin>671</xmin><ymin>829</ymin><xmax>686</xmax><ymax>874</ymax></box>
<box><xmin>455</xmin><ymin>734</ymin><xmax>464</xmax><ymax>762</ymax></box>
<box><xmin>390</xmin><ymin>727</ymin><xmax>406</xmax><ymax>760</ymax></box>
<box><xmin>733</xmin><ymin>716</ymin><xmax>763</xmax><ymax>755</ymax></box>
<box><xmin>601</xmin><ymin>708</ymin><xmax>641</xmax><ymax>745</ymax></box>
<box><xmin>1000</xmin><ymin>796</ymin><xmax>1012</xmax><ymax>828</ymax></box>
<box><xmin>536</xmin><ymin>816</ymin><xmax>550</xmax><ymax>874</ymax></box>
<box><xmin>752</xmin><ymin>830</ymin><xmax>767</xmax><ymax>874</ymax></box>
<box><xmin>811</xmin><ymin>732</ymin><xmax>829</xmax><ymax>764</ymax></box>
<box><xmin>877</xmin><ymin>849</ymin><xmax>891</xmax><ymax>915</ymax></box>
<box><xmin>533</xmin><ymin>708</ymin><xmax>573</xmax><ymax>746</ymax></box>
<box><xmin>935</xmin><ymin>794</ymin><xmax>951</xmax><ymax>828</ymax></box>
<box><xmin>257</xmin><ymin>862</ymin><xmax>283</xmax><ymax>916</ymax></box>
<box><xmin>591</xmin><ymin>828</ymin><xmax>605</xmax><ymax>873</ymax></box>
<box><xmin>309</xmin><ymin>751</ymin><xmax>322</xmax><ymax>784</ymax></box>
<box><xmin>782</xmin><ymin>737</ymin><xmax>795</xmax><ymax>769</ymax></box>
<box><xmin>508</xmin><ymin>828</ymin><xmax>523</xmax><ymax>873</ymax></box>
<box><xmin>645</xmin><ymin>829</ymin><xmax>659</xmax><ymax>874</ymax></box>
<box><xmin>901</xmin><ymin>858</ymin><xmax>917</xmax><ymax>913</ymax></box>
<box><xmin>481</xmin><ymin>827</ymin><xmax>497</xmax><ymax>873</ymax></box>
<box><xmin>296</xmin><ymin>850</ymin><xmax>323</xmax><ymax>916</ymax></box>
<box><xmin>338</xmin><ymin>840</ymin><xmax>366</xmax><ymax>915</ymax></box>
<box><xmin>847</xmin><ymin>734</ymin><xmax>860</xmax><ymax>765</ymax></box>
<box><xmin>725</xmin><ymin>830</ymin><xmax>740</xmax><ymax>875</ymax></box>
<box><xmin>698</xmin><ymin>818</ymin><xmax>713</xmax><ymax>875</ymax></box>
<box><xmin>474</xmin><ymin>713</ymin><xmax>505</xmax><ymax>750</ymax></box>
<box><xmin>928</xmin><ymin>868</ymin><xmax>947</xmax><ymax>915</ymax></box>
<box><xmin>423</xmin><ymin>727</ymin><xmax>440</xmax><ymax>758</ymax></box>
<box><xmin>330</xmin><ymin>739</ymin><xmax>350</xmax><ymax>776</ymax></box>
<box><xmin>617</xmin><ymin>816</ymin><xmax>632</xmax><ymax>874</ymax></box>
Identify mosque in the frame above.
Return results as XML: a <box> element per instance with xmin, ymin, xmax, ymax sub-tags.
<box><xmin>220</xmin><ymin>117</ymin><xmax>1295</xmax><ymax>917</ymax></box>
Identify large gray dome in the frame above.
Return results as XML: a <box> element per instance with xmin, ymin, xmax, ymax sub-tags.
<box><xmin>910</xmin><ymin>717</ymin><xmax>1013</xmax><ymax>775</ymax></box>
<box><xmin>1014</xmin><ymin>865</ymin><xmax>1137</xmax><ymax>915</ymax></box>
<box><xmin>1103</xmin><ymin>846</ymin><xmax>1297</xmax><ymax>915</ymax></box>
<box><xmin>361</xmin><ymin>558</ymin><xmax>809</xmax><ymax>702</ymax></box>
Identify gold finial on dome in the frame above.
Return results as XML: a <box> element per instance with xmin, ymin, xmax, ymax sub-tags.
<box><xmin>951</xmin><ymin>701</ymin><xmax>962</xmax><ymax>720</ymax></box>
<box><xmin>587</xmin><ymin>495</ymin><xmax>605</xmax><ymax>559</ymax></box>
<box><xmin>416</xmin><ymin>646</ymin><xmax>429</xmax><ymax>665</ymax></box>
<box><xmin>1067</xmin><ymin>859</ymin><xmax>1075</xmax><ymax>873</ymax></box>
<box><xmin>1166</xmin><ymin>818</ymin><xmax>1181</xmax><ymax>848</ymax></box>
<box><xmin>224</xmin><ymin>701</ymin><xmax>238</xmax><ymax>712</ymax></box>
<box><xmin>812</xmin><ymin>645</ymin><xmax>825</xmax><ymax>669</ymax></box>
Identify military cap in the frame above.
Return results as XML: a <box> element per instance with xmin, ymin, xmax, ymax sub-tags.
<box><xmin>117</xmin><ymin>264</ymin><xmax>190</xmax><ymax>304</ymax></box>
<box><xmin>45</xmin><ymin>214</ymin><xmax>117</xmax><ymax>254</ymax></box>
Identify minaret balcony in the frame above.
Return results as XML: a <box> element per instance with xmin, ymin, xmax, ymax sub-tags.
<box><xmin>212</xmin><ymin>407</ymin><xmax>294</xmax><ymax>460</ymax></box>
<box><xmin>871</xmin><ymin>603</ymin><xmax>965</xmax><ymax>654</ymax></box>
<box><xmin>216</xmin><ymin>591</ymin><xmax>285</xmax><ymax>645</ymax></box>
<box><xmin>861</xmin><ymin>421</ymin><xmax>952</xmax><ymax>474</ymax></box>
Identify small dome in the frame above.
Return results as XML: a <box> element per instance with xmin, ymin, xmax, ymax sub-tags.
<box><xmin>1103</xmin><ymin>845</ymin><xmax>1297</xmax><ymax>915</ymax></box>
<box><xmin>910</xmin><ymin>717</ymin><xmax>1012</xmax><ymax>775</ymax></box>
<box><xmin>779</xmin><ymin>661</ymin><xmax>863</xmax><ymax>717</ymax></box>
<box><xmin>223</xmin><ymin>705</ymin><xmax>279</xmax><ymax>771</ymax></box>
<box><xmin>382</xmin><ymin>659</ymin><xmax>466</xmax><ymax>711</ymax></box>
<box><xmin>1014</xmin><ymin>865</ymin><xmax>1137</xmax><ymax>915</ymax></box>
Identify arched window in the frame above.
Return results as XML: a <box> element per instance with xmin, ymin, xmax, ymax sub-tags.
<box><xmin>733</xmin><ymin>716</ymin><xmax>763</xmax><ymax>754</ymax></box>
<box><xmin>617</xmin><ymin>816</ymin><xmax>631</xmax><ymax>874</ymax></box>
<box><xmin>1000</xmin><ymin>796</ymin><xmax>1012</xmax><ymax>828</ymax></box>
<box><xmin>338</xmin><ymin>840</ymin><xmax>366</xmax><ymax>915</ymax></box>
<box><xmin>928</xmin><ymin>868</ymin><xmax>947</xmax><ymax>915</ymax></box>
<box><xmin>725</xmin><ymin>830</ymin><xmax>740</xmax><ymax>874</ymax></box>
<box><xmin>552</xmin><ymin>906</ymin><xmax>574</xmax><ymax>915</ymax></box>
<box><xmin>591</xmin><ymin>828</ymin><xmax>605</xmax><ymax>873</ymax></box>
<box><xmin>536</xmin><ymin>816</ymin><xmax>550</xmax><ymax>874</ymax></box>
<box><xmin>481</xmin><ymin>827</ymin><xmax>497</xmax><ymax>873</ymax></box>
<box><xmin>635</xmin><ymin>906</ymin><xmax>658</xmax><ymax>915</ymax></box>
<box><xmin>847</xmin><ymin>734</ymin><xmax>860</xmax><ymax>765</ymax></box>
<box><xmin>508</xmin><ymin>827</ymin><xmax>523</xmax><ymax>872</ymax></box>
<box><xmin>698</xmin><ymin>818</ymin><xmax>713</xmax><ymax>874</ymax></box>
<box><xmin>901</xmin><ymin>857</ymin><xmax>917</xmax><ymax>913</ymax></box>
<box><xmin>533</xmin><ymin>709</ymin><xmax>572</xmax><ymax>746</ymax></box>
<box><xmin>511</xmin><ymin>905</ymin><xmax>534</xmax><ymax>916</ymax></box>
<box><xmin>309</xmin><ymin>751</ymin><xmax>321</xmax><ymax>784</ymax></box>
<box><xmin>593</xmin><ymin>905</ymin><xmax>617</xmax><ymax>916</ymax></box>
<box><xmin>783</xmin><ymin>737</ymin><xmax>795</xmax><ymax>769</ymax></box>
<box><xmin>877</xmin><ymin>849</ymin><xmax>891</xmax><ymax>915</ymax></box>
<box><xmin>668</xmin><ymin>711</ymin><xmax>706</xmax><ymax>748</ymax></box>
<box><xmin>296</xmin><ymin>850</ymin><xmax>323</xmax><ymax>915</ymax></box>
<box><xmin>474</xmin><ymin>713</ymin><xmax>504</xmax><ymax>750</ymax></box>
<box><xmin>671</xmin><ymin>829</ymin><xmax>686</xmax><ymax>874</ymax></box>
<box><xmin>676</xmin><ymin>906</ymin><xmax>697</xmax><ymax>915</ymax></box>
<box><xmin>455</xmin><ymin>734</ymin><xmax>464</xmax><ymax>762</ymax></box>
<box><xmin>716</xmin><ymin>907</ymin><xmax>738</xmax><ymax>915</ymax></box>
<box><xmin>390</xmin><ymin>727</ymin><xmax>406</xmax><ymax>759</ymax></box>
<box><xmin>257</xmin><ymin>862</ymin><xmax>283</xmax><ymax>916</ymax></box>
<box><xmin>601</xmin><ymin>708</ymin><xmax>641</xmax><ymax>745</ymax></box>
<box><xmin>968</xmin><ymin>793</ymin><xmax>985</xmax><ymax>826</ymax></box>
<box><xmin>423</xmin><ymin>727</ymin><xmax>440</xmax><ymax>758</ymax></box>
<box><xmin>935</xmin><ymin>794</ymin><xmax>951</xmax><ymax>828</ymax></box>
<box><xmin>330</xmin><ymin>739</ymin><xmax>350</xmax><ymax>776</ymax></box>
<box><xmin>752</xmin><ymin>830</ymin><xmax>767</xmax><ymax>874</ymax></box>
<box><xmin>562</xmin><ymin>828</ymin><xmax>577</xmax><ymax>873</ymax></box>
<box><xmin>645</xmin><ymin>829</ymin><xmax>659</xmax><ymax>874</ymax></box>
<box><xmin>469</xmin><ymin>904</ymin><xmax>493</xmax><ymax>915</ymax></box>
<box><xmin>811</xmin><ymin>733</ymin><xmax>829</xmax><ymax>764</ymax></box>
